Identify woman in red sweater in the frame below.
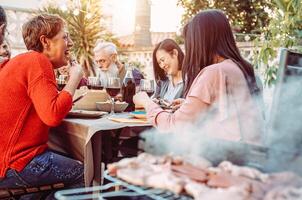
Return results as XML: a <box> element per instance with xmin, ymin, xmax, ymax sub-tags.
<box><xmin>0</xmin><ymin>14</ymin><xmax>84</xmax><ymax>199</ymax></box>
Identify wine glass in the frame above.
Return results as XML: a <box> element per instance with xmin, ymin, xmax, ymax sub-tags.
<box><xmin>57</xmin><ymin>75</ymin><xmax>68</xmax><ymax>91</ymax></box>
<box><xmin>139</xmin><ymin>79</ymin><xmax>155</xmax><ymax>97</ymax></box>
<box><xmin>105</xmin><ymin>77</ymin><xmax>121</xmax><ymax>115</ymax></box>
<box><xmin>87</xmin><ymin>76</ymin><xmax>103</xmax><ymax>90</ymax></box>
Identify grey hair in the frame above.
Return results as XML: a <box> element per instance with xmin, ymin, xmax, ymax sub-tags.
<box><xmin>93</xmin><ymin>41</ymin><xmax>117</xmax><ymax>55</ymax></box>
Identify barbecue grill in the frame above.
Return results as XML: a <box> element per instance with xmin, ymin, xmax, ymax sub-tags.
<box><xmin>55</xmin><ymin>170</ymin><xmax>193</xmax><ymax>200</ymax></box>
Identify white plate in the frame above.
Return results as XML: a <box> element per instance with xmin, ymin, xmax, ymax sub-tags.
<box><xmin>67</xmin><ymin>110</ymin><xmax>107</xmax><ymax>118</ymax></box>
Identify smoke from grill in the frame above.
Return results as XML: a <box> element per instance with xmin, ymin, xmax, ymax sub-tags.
<box><xmin>141</xmin><ymin>51</ymin><xmax>302</xmax><ymax>175</ymax></box>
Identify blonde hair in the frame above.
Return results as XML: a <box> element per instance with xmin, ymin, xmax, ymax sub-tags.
<box><xmin>22</xmin><ymin>14</ymin><xmax>65</xmax><ymax>52</ymax></box>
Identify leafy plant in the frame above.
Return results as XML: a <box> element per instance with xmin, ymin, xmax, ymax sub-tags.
<box><xmin>253</xmin><ymin>0</ymin><xmax>302</xmax><ymax>85</ymax></box>
<box><xmin>177</xmin><ymin>0</ymin><xmax>272</xmax><ymax>34</ymax></box>
<box><xmin>41</xmin><ymin>0</ymin><xmax>112</xmax><ymax>76</ymax></box>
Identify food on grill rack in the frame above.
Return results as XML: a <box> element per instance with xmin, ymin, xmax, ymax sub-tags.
<box><xmin>145</xmin><ymin>168</ymin><xmax>185</xmax><ymax>193</ymax></box>
<box><xmin>186</xmin><ymin>181</ymin><xmax>251</xmax><ymax>200</ymax></box>
<box><xmin>107</xmin><ymin>153</ymin><xmax>302</xmax><ymax>200</ymax></box>
<box><xmin>218</xmin><ymin>161</ymin><xmax>269</xmax><ymax>182</ymax></box>
<box><xmin>116</xmin><ymin>164</ymin><xmax>185</xmax><ymax>193</ymax></box>
<box><xmin>263</xmin><ymin>186</ymin><xmax>302</xmax><ymax>200</ymax></box>
<box><xmin>108</xmin><ymin>153</ymin><xmax>187</xmax><ymax>193</ymax></box>
<box><xmin>171</xmin><ymin>164</ymin><xmax>208</xmax><ymax>183</ymax></box>
<box><xmin>108</xmin><ymin>153</ymin><xmax>179</xmax><ymax>176</ymax></box>
<box><xmin>207</xmin><ymin>171</ymin><xmax>250</xmax><ymax>188</ymax></box>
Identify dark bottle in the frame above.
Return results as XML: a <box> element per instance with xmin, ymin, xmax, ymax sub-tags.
<box><xmin>122</xmin><ymin>65</ymin><xmax>136</xmax><ymax>112</ymax></box>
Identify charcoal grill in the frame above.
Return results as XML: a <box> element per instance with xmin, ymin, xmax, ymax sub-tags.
<box><xmin>55</xmin><ymin>170</ymin><xmax>193</xmax><ymax>200</ymax></box>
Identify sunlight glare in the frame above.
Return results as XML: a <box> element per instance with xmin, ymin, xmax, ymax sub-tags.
<box><xmin>112</xmin><ymin>0</ymin><xmax>136</xmax><ymax>36</ymax></box>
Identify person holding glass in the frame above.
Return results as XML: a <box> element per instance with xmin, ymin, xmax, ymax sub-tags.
<box><xmin>56</xmin><ymin>64</ymin><xmax>88</xmax><ymax>89</ymax></box>
<box><xmin>152</xmin><ymin>39</ymin><xmax>184</xmax><ymax>105</ymax></box>
<box><xmin>0</xmin><ymin>14</ymin><xmax>84</xmax><ymax>198</ymax></box>
<box><xmin>133</xmin><ymin>10</ymin><xmax>264</xmax><ymax>144</ymax></box>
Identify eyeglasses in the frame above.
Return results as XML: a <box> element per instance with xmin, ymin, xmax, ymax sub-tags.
<box><xmin>95</xmin><ymin>58</ymin><xmax>107</xmax><ymax>64</ymax></box>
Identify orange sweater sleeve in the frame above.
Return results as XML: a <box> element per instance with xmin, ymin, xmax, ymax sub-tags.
<box><xmin>27</xmin><ymin>54</ymin><xmax>72</xmax><ymax>127</ymax></box>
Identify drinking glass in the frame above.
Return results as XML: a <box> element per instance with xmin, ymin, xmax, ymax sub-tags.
<box><xmin>105</xmin><ymin>77</ymin><xmax>121</xmax><ymax>114</ymax></box>
<box><xmin>57</xmin><ymin>75</ymin><xmax>68</xmax><ymax>91</ymax></box>
<box><xmin>139</xmin><ymin>79</ymin><xmax>155</xmax><ymax>97</ymax></box>
<box><xmin>87</xmin><ymin>76</ymin><xmax>103</xmax><ymax>90</ymax></box>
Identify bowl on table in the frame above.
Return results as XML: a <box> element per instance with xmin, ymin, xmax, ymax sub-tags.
<box><xmin>73</xmin><ymin>89</ymin><xmax>110</xmax><ymax>111</ymax></box>
<box><xmin>96</xmin><ymin>101</ymin><xmax>128</xmax><ymax>113</ymax></box>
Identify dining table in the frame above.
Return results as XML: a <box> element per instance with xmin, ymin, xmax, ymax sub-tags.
<box><xmin>48</xmin><ymin>112</ymin><xmax>151</xmax><ymax>186</ymax></box>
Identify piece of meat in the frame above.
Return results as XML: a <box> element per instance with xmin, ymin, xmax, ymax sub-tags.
<box><xmin>185</xmin><ymin>180</ymin><xmax>211</xmax><ymax>199</ymax></box>
<box><xmin>218</xmin><ymin>161</ymin><xmax>268</xmax><ymax>182</ymax></box>
<box><xmin>145</xmin><ymin>171</ymin><xmax>185</xmax><ymax>194</ymax></box>
<box><xmin>196</xmin><ymin>186</ymin><xmax>251</xmax><ymax>200</ymax></box>
<box><xmin>171</xmin><ymin>163</ymin><xmax>208</xmax><ymax>183</ymax></box>
<box><xmin>116</xmin><ymin>166</ymin><xmax>153</xmax><ymax>186</ymax></box>
<box><xmin>207</xmin><ymin>171</ymin><xmax>251</xmax><ymax>188</ymax></box>
<box><xmin>107</xmin><ymin>157</ymin><xmax>138</xmax><ymax>176</ymax></box>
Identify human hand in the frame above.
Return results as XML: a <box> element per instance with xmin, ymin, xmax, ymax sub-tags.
<box><xmin>69</xmin><ymin>62</ymin><xmax>83</xmax><ymax>82</ymax></box>
<box><xmin>152</xmin><ymin>98</ymin><xmax>160</xmax><ymax>104</ymax></box>
<box><xmin>133</xmin><ymin>91</ymin><xmax>151</xmax><ymax>108</ymax></box>
<box><xmin>170</xmin><ymin>98</ymin><xmax>185</xmax><ymax>111</ymax></box>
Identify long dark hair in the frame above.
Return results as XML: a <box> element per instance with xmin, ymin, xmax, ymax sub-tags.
<box><xmin>182</xmin><ymin>9</ymin><xmax>259</xmax><ymax>97</ymax></box>
<box><xmin>152</xmin><ymin>39</ymin><xmax>184</xmax><ymax>84</ymax></box>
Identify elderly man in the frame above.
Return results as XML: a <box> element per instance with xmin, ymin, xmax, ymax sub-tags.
<box><xmin>0</xmin><ymin>6</ymin><xmax>7</xmax><ymax>45</ymax></box>
<box><xmin>93</xmin><ymin>41</ymin><xmax>126</xmax><ymax>86</ymax></box>
<box><xmin>93</xmin><ymin>41</ymin><xmax>144</xmax><ymax>86</ymax></box>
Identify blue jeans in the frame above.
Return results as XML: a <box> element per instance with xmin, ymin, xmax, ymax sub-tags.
<box><xmin>0</xmin><ymin>150</ymin><xmax>84</xmax><ymax>200</ymax></box>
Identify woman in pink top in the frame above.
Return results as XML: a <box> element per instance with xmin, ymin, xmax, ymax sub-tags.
<box><xmin>133</xmin><ymin>10</ymin><xmax>264</xmax><ymax>144</ymax></box>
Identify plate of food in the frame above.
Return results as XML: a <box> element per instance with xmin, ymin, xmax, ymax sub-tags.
<box><xmin>129</xmin><ymin>110</ymin><xmax>147</xmax><ymax>119</ymax></box>
<box><xmin>96</xmin><ymin>101</ymin><xmax>128</xmax><ymax>113</ymax></box>
<box><xmin>67</xmin><ymin>109</ymin><xmax>107</xmax><ymax>118</ymax></box>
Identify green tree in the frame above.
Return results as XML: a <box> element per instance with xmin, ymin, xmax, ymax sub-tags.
<box><xmin>177</xmin><ymin>0</ymin><xmax>272</xmax><ymax>34</ymax></box>
<box><xmin>254</xmin><ymin>0</ymin><xmax>302</xmax><ymax>85</ymax></box>
<box><xmin>41</xmin><ymin>0</ymin><xmax>114</xmax><ymax>76</ymax></box>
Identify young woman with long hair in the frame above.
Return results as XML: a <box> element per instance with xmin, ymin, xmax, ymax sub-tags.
<box><xmin>134</xmin><ymin>9</ymin><xmax>263</xmax><ymax>144</ymax></box>
<box><xmin>152</xmin><ymin>38</ymin><xmax>184</xmax><ymax>102</ymax></box>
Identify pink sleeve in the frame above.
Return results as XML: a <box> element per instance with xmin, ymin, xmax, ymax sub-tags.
<box><xmin>145</xmin><ymin>68</ymin><xmax>222</xmax><ymax>132</ymax></box>
<box><xmin>146</xmin><ymin>96</ymin><xmax>210</xmax><ymax>132</ymax></box>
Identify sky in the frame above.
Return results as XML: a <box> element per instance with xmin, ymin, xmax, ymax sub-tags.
<box><xmin>111</xmin><ymin>0</ymin><xmax>184</xmax><ymax>35</ymax></box>
<box><xmin>0</xmin><ymin>0</ymin><xmax>184</xmax><ymax>36</ymax></box>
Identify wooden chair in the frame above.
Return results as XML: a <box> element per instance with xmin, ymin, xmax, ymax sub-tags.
<box><xmin>0</xmin><ymin>183</ymin><xmax>64</xmax><ymax>199</ymax></box>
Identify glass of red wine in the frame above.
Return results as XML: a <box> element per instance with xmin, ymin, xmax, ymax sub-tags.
<box><xmin>139</xmin><ymin>79</ymin><xmax>155</xmax><ymax>97</ymax></box>
<box><xmin>87</xmin><ymin>76</ymin><xmax>103</xmax><ymax>90</ymax></box>
<box><xmin>57</xmin><ymin>75</ymin><xmax>68</xmax><ymax>91</ymax></box>
<box><xmin>105</xmin><ymin>77</ymin><xmax>121</xmax><ymax>114</ymax></box>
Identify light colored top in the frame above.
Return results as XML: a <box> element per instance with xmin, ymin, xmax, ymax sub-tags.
<box><xmin>154</xmin><ymin>79</ymin><xmax>184</xmax><ymax>102</ymax></box>
<box><xmin>145</xmin><ymin>59</ymin><xmax>263</xmax><ymax>144</ymax></box>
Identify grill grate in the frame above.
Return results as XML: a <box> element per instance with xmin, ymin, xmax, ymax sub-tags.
<box><xmin>55</xmin><ymin>170</ymin><xmax>193</xmax><ymax>200</ymax></box>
